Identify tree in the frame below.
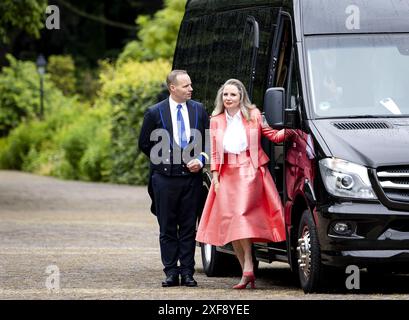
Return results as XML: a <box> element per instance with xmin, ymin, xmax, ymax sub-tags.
<box><xmin>118</xmin><ymin>0</ymin><xmax>186</xmax><ymax>64</ymax></box>
<box><xmin>0</xmin><ymin>0</ymin><xmax>47</xmax><ymax>44</ymax></box>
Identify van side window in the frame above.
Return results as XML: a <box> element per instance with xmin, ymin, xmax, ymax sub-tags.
<box><xmin>274</xmin><ymin>18</ymin><xmax>292</xmax><ymax>88</ymax></box>
<box><xmin>173</xmin><ymin>17</ymin><xmax>215</xmax><ymax>110</ymax></box>
<box><xmin>205</xmin><ymin>12</ymin><xmax>256</xmax><ymax>107</ymax></box>
<box><xmin>237</xmin><ymin>17</ymin><xmax>259</xmax><ymax>97</ymax></box>
<box><xmin>173</xmin><ymin>7</ymin><xmax>281</xmax><ymax>113</ymax></box>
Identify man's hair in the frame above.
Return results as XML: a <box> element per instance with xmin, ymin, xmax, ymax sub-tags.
<box><xmin>166</xmin><ymin>70</ymin><xmax>188</xmax><ymax>88</ymax></box>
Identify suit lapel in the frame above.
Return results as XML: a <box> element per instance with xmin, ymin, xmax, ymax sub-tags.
<box><xmin>159</xmin><ymin>99</ymin><xmax>174</xmax><ymax>147</ymax></box>
<box><xmin>162</xmin><ymin>99</ymin><xmax>173</xmax><ymax>135</ymax></box>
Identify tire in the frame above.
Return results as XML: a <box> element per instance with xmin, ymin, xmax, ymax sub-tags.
<box><xmin>296</xmin><ymin>209</ymin><xmax>328</xmax><ymax>293</ymax></box>
<box><xmin>200</xmin><ymin>243</ymin><xmax>240</xmax><ymax>276</ymax></box>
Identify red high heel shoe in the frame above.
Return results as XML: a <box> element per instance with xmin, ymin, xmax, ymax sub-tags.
<box><xmin>233</xmin><ymin>271</ymin><xmax>256</xmax><ymax>289</ymax></box>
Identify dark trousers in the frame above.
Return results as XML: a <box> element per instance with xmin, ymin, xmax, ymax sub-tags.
<box><xmin>151</xmin><ymin>172</ymin><xmax>202</xmax><ymax>276</ymax></box>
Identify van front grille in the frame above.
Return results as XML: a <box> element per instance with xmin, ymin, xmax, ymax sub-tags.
<box><xmin>333</xmin><ymin>121</ymin><xmax>391</xmax><ymax>130</ymax></box>
<box><xmin>377</xmin><ymin>166</ymin><xmax>409</xmax><ymax>203</ymax></box>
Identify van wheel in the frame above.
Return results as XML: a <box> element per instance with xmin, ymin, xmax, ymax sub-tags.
<box><xmin>200</xmin><ymin>243</ymin><xmax>240</xmax><ymax>276</ymax></box>
<box><xmin>296</xmin><ymin>209</ymin><xmax>327</xmax><ymax>293</ymax></box>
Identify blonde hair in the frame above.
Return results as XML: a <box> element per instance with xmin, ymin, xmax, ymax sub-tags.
<box><xmin>212</xmin><ymin>79</ymin><xmax>255</xmax><ymax>121</ymax></box>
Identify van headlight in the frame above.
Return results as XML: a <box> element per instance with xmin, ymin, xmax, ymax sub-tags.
<box><xmin>319</xmin><ymin>158</ymin><xmax>377</xmax><ymax>199</ymax></box>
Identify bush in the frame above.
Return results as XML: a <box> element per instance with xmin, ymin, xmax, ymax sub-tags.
<box><xmin>57</xmin><ymin>104</ymin><xmax>112</xmax><ymax>181</ymax></box>
<box><xmin>0</xmin><ymin>55</ymin><xmax>40</xmax><ymax>136</ymax></box>
<box><xmin>47</xmin><ymin>55</ymin><xmax>76</xmax><ymax>96</ymax></box>
<box><xmin>0</xmin><ymin>96</ymin><xmax>112</xmax><ymax>183</ymax></box>
<box><xmin>79</xmin><ymin>124</ymin><xmax>112</xmax><ymax>182</ymax></box>
<box><xmin>75</xmin><ymin>67</ymin><xmax>100</xmax><ymax>103</ymax></box>
<box><xmin>0</xmin><ymin>120</ymin><xmax>48</xmax><ymax>170</ymax></box>
<box><xmin>0</xmin><ymin>54</ymin><xmax>67</xmax><ymax>137</ymax></box>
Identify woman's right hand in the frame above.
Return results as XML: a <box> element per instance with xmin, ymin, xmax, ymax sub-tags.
<box><xmin>212</xmin><ymin>178</ymin><xmax>220</xmax><ymax>193</ymax></box>
<box><xmin>212</xmin><ymin>171</ymin><xmax>219</xmax><ymax>193</ymax></box>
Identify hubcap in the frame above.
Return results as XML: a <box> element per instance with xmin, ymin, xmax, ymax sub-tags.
<box><xmin>203</xmin><ymin>243</ymin><xmax>213</xmax><ymax>265</ymax></box>
<box><xmin>297</xmin><ymin>226</ymin><xmax>312</xmax><ymax>279</ymax></box>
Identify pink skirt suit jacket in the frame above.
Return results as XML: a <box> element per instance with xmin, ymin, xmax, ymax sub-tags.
<box><xmin>195</xmin><ymin>108</ymin><xmax>286</xmax><ymax>246</ymax></box>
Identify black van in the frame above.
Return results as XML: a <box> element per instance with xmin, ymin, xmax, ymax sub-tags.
<box><xmin>172</xmin><ymin>0</ymin><xmax>409</xmax><ymax>293</ymax></box>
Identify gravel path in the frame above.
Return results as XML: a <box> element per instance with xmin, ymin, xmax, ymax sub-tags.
<box><xmin>1</xmin><ymin>170</ymin><xmax>409</xmax><ymax>300</ymax></box>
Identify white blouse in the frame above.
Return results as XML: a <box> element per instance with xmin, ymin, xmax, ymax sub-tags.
<box><xmin>223</xmin><ymin>110</ymin><xmax>248</xmax><ymax>154</ymax></box>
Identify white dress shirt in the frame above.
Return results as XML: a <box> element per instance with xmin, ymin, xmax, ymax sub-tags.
<box><xmin>169</xmin><ymin>96</ymin><xmax>191</xmax><ymax>146</ymax></box>
<box><xmin>223</xmin><ymin>110</ymin><xmax>248</xmax><ymax>154</ymax></box>
<box><xmin>168</xmin><ymin>97</ymin><xmax>203</xmax><ymax>167</ymax></box>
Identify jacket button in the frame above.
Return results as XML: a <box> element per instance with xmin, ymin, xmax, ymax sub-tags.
<box><xmin>164</xmin><ymin>168</ymin><xmax>167</xmax><ymax>171</ymax></box>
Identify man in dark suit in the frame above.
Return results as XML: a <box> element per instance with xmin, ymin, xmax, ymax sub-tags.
<box><xmin>138</xmin><ymin>70</ymin><xmax>209</xmax><ymax>287</ymax></box>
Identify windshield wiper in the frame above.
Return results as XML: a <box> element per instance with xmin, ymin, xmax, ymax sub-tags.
<box><xmin>318</xmin><ymin>115</ymin><xmax>386</xmax><ymax>119</ymax></box>
<box><xmin>343</xmin><ymin>115</ymin><xmax>386</xmax><ymax>119</ymax></box>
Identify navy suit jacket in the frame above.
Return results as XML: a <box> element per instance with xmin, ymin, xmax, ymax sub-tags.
<box><xmin>138</xmin><ymin>98</ymin><xmax>209</xmax><ymax>214</ymax></box>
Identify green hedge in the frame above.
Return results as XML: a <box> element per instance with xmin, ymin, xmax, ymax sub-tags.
<box><xmin>0</xmin><ymin>96</ymin><xmax>112</xmax><ymax>182</ymax></box>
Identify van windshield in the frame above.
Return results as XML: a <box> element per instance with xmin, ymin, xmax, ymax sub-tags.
<box><xmin>306</xmin><ymin>34</ymin><xmax>409</xmax><ymax>118</ymax></box>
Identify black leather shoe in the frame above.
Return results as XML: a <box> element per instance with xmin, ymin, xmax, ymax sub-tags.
<box><xmin>181</xmin><ymin>274</ymin><xmax>197</xmax><ymax>287</ymax></box>
<box><xmin>162</xmin><ymin>274</ymin><xmax>179</xmax><ymax>287</ymax></box>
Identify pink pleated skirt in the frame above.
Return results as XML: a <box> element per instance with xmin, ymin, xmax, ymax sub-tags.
<box><xmin>196</xmin><ymin>152</ymin><xmax>286</xmax><ymax>246</ymax></box>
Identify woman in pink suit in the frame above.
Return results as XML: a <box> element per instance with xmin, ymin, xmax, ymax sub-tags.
<box><xmin>196</xmin><ymin>79</ymin><xmax>288</xmax><ymax>289</ymax></box>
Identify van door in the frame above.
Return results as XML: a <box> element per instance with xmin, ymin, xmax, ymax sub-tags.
<box><xmin>264</xmin><ymin>12</ymin><xmax>293</xmax><ymax>196</ymax></box>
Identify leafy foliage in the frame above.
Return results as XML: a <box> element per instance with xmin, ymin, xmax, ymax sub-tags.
<box><xmin>0</xmin><ymin>54</ymin><xmax>66</xmax><ymax>137</ymax></box>
<box><xmin>0</xmin><ymin>0</ymin><xmax>180</xmax><ymax>186</ymax></box>
<box><xmin>97</xmin><ymin>59</ymin><xmax>171</xmax><ymax>184</ymax></box>
<box><xmin>0</xmin><ymin>59</ymin><xmax>170</xmax><ymax>185</ymax></box>
<box><xmin>118</xmin><ymin>0</ymin><xmax>186</xmax><ymax>64</ymax></box>
<box><xmin>0</xmin><ymin>0</ymin><xmax>47</xmax><ymax>43</ymax></box>
<box><xmin>75</xmin><ymin>67</ymin><xmax>101</xmax><ymax>103</ymax></box>
<box><xmin>47</xmin><ymin>55</ymin><xmax>76</xmax><ymax>96</ymax></box>
<box><xmin>0</xmin><ymin>99</ymin><xmax>112</xmax><ymax>182</ymax></box>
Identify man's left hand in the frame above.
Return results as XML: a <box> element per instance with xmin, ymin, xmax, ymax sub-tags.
<box><xmin>187</xmin><ymin>159</ymin><xmax>203</xmax><ymax>173</ymax></box>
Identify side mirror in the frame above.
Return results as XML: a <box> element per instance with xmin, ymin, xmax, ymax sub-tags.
<box><xmin>263</xmin><ymin>87</ymin><xmax>284</xmax><ymax>128</ymax></box>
